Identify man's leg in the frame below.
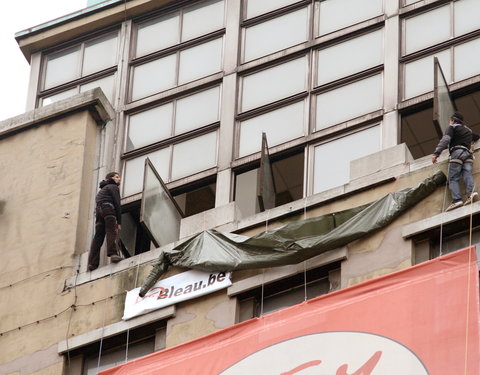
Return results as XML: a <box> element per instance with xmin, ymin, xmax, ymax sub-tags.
<box><xmin>462</xmin><ymin>161</ymin><xmax>478</xmax><ymax>204</ymax></box>
<box><xmin>88</xmin><ymin>209</ymin><xmax>105</xmax><ymax>270</ymax></box>
<box><xmin>102</xmin><ymin>205</ymin><xmax>121</xmax><ymax>262</ymax></box>
<box><xmin>448</xmin><ymin>161</ymin><xmax>463</xmax><ymax>203</ymax></box>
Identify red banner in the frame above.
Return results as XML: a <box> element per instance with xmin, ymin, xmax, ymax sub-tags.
<box><xmin>102</xmin><ymin>248</ymin><xmax>479</xmax><ymax>375</ymax></box>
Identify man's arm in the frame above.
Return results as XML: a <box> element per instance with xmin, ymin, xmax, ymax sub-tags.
<box><xmin>432</xmin><ymin>126</ymin><xmax>454</xmax><ymax>163</ymax></box>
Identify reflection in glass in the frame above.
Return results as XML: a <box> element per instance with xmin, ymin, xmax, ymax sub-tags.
<box><xmin>127</xmin><ymin>103</ymin><xmax>173</xmax><ymax>151</ymax></box>
<box><xmin>183</xmin><ymin>0</ymin><xmax>225</xmax><ymax>41</ymax></box>
<box><xmin>80</xmin><ymin>75</ymin><xmax>116</xmax><ymax>104</ymax></box>
<box><xmin>313</xmin><ymin>126</ymin><xmax>380</xmax><ymax>193</ymax></box>
<box><xmin>454</xmin><ymin>0</ymin><xmax>480</xmax><ymax>37</ymax></box>
<box><xmin>241</xmin><ymin>56</ymin><xmax>306</xmax><ymax>111</ymax></box>
<box><xmin>244</xmin><ymin>7</ymin><xmax>308</xmax><ymax>62</ymax></box>
<box><xmin>44</xmin><ymin>46</ymin><xmax>81</xmax><ymax>89</ymax></box>
<box><xmin>131</xmin><ymin>54</ymin><xmax>177</xmax><ymax>101</ymax></box>
<box><xmin>245</xmin><ymin>0</ymin><xmax>298</xmax><ymax>19</ymax></box>
<box><xmin>454</xmin><ymin>38</ymin><xmax>480</xmax><ymax>82</ymax></box>
<box><xmin>239</xmin><ymin>101</ymin><xmax>304</xmax><ymax>157</ymax></box>
<box><xmin>83</xmin><ymin>34</ymin><xmax>118</xmax><ymax>76</ymax></box>
<box><xmin>136</xmin><ymin>12</ymin><xmax>180</xmax><ymax>57</ymax></box>
<box><xmin>178</xmin><ymin>38</ymin><xmax>223</xmax><ymax>85</ymax></box>
<box><xmin>316</xmin><ymin>74</ymin><xmax>382</xmax><ymax>130</ymax></box>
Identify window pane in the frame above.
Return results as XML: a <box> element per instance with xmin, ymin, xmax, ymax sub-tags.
<box><xmin>136</xmin><ymin>12</ymin><xmax>180</xmax><ymax>57</ymax></box>
<box><xmin>313</xmin><ymin>126</ymin><xmax>381</xmax><ymax>193</ymax></box>
<box><xmin>244</xmin><ymin>7</ymin><xmax>308</xmax><ymax>62</ymax></box>
<box><xmin>44</xmin><ymin>46</ymin><xmax>81</xmax><ymax>89</ymax></box>
<box><xmin>80</xmin><ymin>75</ymin><xmax>116</xmax><ymax>104</ymax></box>
<box><xmin>316</xmin><ymin>29</ymin><xmax>383</xmax><ymax>85</ymax></box>
<box><xmin>171</xmin><ymin>132</ymin><xmax>218</xmax><ymax>180</ymax></box>
<box><xmin>454</xmin><ymin>0</ymin><xmax>480</xmax><ymax>37</ymax></box>
<box><xmin>404</xmin><ymin>0</ymin><xmax>420</xmax><ymax>5</ymax></box>
<box><xmin>454</xmin><ymin>38</ymin><xmax>480</xmax><ymax>82</ymax></box>
<box><xmin>316</xmin><ymin>74</ymin><xmax>382</xmax><ymax>130</ymax></box>
<box><xmin>127</xmin><ymin>103</ymin><xmax>173</xmax><ymax>151</ymax></box>
<box><xmin>318</xmin><ymin>0</ymin><xmax>383</xmax><ymax>36</ymax></box>
<box><xmin>241</xmin><ymin>56</ymin><xmax>307</xmax><ymax>112</ymax></box>
<box><xmin>404</xmin><ymin>50</ymin><xmax>451</xmax><ymax>100</ymax></box>
<box><xmin>131</xmin><ymin>54</ymin><xmax>177</xmax><ymax>101</ymax></box>
<box><xmin>178</xmin><ymin>38</ymin><xmax>223</xmax><ymax>85</ymax></box>
<box><xmin>245</xmin><ymin>0</ymin><xmax>299</xmax><ymax>19</ymax></box>
<box><xmin>83</xmin><ymin>34</ymin><xmax>118</xmax><ymax>76</ymax></box>
<box><xmin>239</xmin><ymin>101</ymin><xmax>305</xmax><ymax>157</ymax></box>
<box><xmin>123</xmin><ymin>148</ymin><xmax>170</xmax><ymax>197</ymax></box>
<box><xmin>404</xmin><ymin>5</ymin><xmax>450</xmax><ymax>55</ymax></box>
<box><xmin>176</xmin><ymin>86</ymin><xmax>221</xmax><ymax>134</ymax></box>
<box><xmin>41</xmin><ymin>88</ymin><xmax>78</xmax><ymax>106</ymax></box>
<box><xmin>182</xmin><ymin>0</ymin><xmax>225</xmax><ymax>41</ymax></box>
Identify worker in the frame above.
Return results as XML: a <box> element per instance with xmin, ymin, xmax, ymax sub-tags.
<box><xmin>87</xmin><ymin>172</ymin><xmax>123</xmax><ymax>271</ymax></box>
<box><xmin>432</xmin><ymin>111</ymin><xmax>479</xmax><ymax>211</ymax></box>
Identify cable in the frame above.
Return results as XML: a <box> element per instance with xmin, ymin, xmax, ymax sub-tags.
<box><xmin>0</xmin><ymin>266</ymin><xmax>74</xmax><ymax>291</ymax></box>
<box><xmin>65</xmin><ymin>259</ymin><xmax>81</xmax><ymax>375</ymax></box>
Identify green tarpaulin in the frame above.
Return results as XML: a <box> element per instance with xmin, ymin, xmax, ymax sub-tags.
<box><xmin>139</xmin><ymin>171</ymin><xmax>446</xmax><ymax>296</ymax></box>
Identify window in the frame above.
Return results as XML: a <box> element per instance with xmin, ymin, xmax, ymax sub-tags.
<box><xmin>244</xmin><ymin>0</ymin><xmax>300</xmax><ymax>19</ymax></box>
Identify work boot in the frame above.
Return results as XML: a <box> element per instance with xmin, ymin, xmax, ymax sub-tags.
<box><xmin>445</xmin><ymin>201</ymin><xmax>463</xmax><ymax>212</ymax></box>
<box><xmin>109</xmin><ymin>254</ymin><xmax>122</xmax><ymax>263</ymax></box>
<box><xmin>463</xmin><ymin>192</ymin><xmax>478</xmax><ymax>206</ymax></box>
<box><xmin>87</xmin><ymin>264</ymin><xmax>98</xmax><ymax>271</ymax></box>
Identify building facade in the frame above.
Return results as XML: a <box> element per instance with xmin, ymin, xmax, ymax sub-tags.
<box><xmin>1</xmin><ymin>0</ymin><xmax>480</xmax><ymax>374</ymax></box>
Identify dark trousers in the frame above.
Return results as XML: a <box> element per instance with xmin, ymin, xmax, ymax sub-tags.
<box><xmin>88</xmin><ymin>204</ymin><xmax>119</xmax><ymax>268</ymax></box>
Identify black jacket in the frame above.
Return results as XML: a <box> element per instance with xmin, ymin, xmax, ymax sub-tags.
<box><xmin>433</xmin><ymin>122</ymin><xmax>480</xmax><ymax>157</ymax></box>
<box><xmin>95</xmin><ymin>179</ymin><xmax>122</xmax><ymax>224</ymax></box>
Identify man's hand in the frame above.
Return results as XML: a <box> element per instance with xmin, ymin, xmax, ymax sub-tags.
<box><xmin>432</xmin><ymin>155</ymin><xmax>438</xmax><ymax>164</ymax></box>
<box><xmin>117</xmin><ymin>224</ymin><xmax>122</xmax><ymax>231</ymax></box>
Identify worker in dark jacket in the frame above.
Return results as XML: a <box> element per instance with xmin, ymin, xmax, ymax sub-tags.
<box><xmin>432</xmin><ymin>112</ymin><xmax>480</xmax><ymax>212</ymax></box>
<box><xmin>88</xmin><ymin>172</ymin><xmax>123</xmax><ymax>271</ymax></box>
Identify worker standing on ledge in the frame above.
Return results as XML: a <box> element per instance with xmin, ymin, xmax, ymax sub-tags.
<box><xmin>87</xmin><ymin>172</ymin><xmax>123</xmax><ymax>271</ymax></box>
<box><xmin>432</xmin><ymin>111</ymin><xmax>480</xmax><ymax>212</ymax></box>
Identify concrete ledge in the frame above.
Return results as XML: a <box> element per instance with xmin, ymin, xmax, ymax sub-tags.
<box><xmin>58</xmin><ymin>305</ymin><xmax>175</xmax><ymax>354</ymax></box>
<box><xmin>0</xmin><ymin>88</ymin><xmax>115</xmax><ymax>139</ymax></box>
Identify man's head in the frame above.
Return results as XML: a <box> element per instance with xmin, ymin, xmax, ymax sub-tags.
<box><xmin>450</xmin><ymin>111</ymin><xmax>464</xmax><ymax>124</ymax></box>
<box><xmin>105</xmin><ymin>172</ymin><xmax>121</xmax><ymax>185</ymax></box>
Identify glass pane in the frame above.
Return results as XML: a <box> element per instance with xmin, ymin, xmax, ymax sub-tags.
<box><xmin>171</xmin><ymin>132</ymin><xmax>218</xmax><ymax>180</ymax></box>
<box><xmin>123</xmin><ymin>148</ymin><xmax>170</xmax><ymax>197</ymax></box>
<box><xmin>41</xmin><ymin>88</ymin><xmax>78</xmax><ymax>106</ymax></box>
<box><xmin>404</xmin><ymin>5</ymin><xmax>450</xmax><ymax>55</ymax></box>
<box><xmin>127</xmin><ymin>103</ymin><xmax>173</xmax><ymax>151</ymax></box>
<box><xmin>404</xmin><ymin>50</ymin><xmax>451</xmax><ymax>100</ymax></box>
<box><xmin>454</xmin><ymin>0</ymin><xmax>480</xmax><ymax>37</ymax></box>
<box><xmin>131</xmin><ymin>54</ymin><xmax>177</xmax><ymax>101</ymax></box>
<box><xmin>404</xmin><ymin>0</ymin><xmax>420</xmax><ymax>5</ymax></box>
<box><xmin>141</xmin><ymin>159</ymin><xmax>183</xmax><ymax>248</ymax></box>
<box><xmin>235</xmin><ymin>169</ymin><xmax>259</xmax><ymax>218</ymax></box>
<box><xmin>244</xmin><ymin>7</ymin><xmax>308</xmax><ymax>62</ymax></box>
<box><xmin>241</xmin><ymin>56</ymin><xmax>307</xmax><ymax>112</ymax></box>
<box><xmin>313</xmin><ymin>126</ymin><xmax>381</xmax><ymax>193</ymax></box>
<box><xmin>317</xmin><ymin>29</ymin><xmax>383</xmax><ymax>85</ymax></box>
<box><xmin>178</xmin><ymin>38</ymin><xmax>223</xmax><ymax>84</ymax></box>
<box><xmin>175</xmin><ymin>86</ymin><xmax>221</xmax><ymax>134</ymax></box>
<box><xmin>454</xmin><ymin>38</ymin><xmax>480</xmax><ymax>82</ymax></box>
<box><xmin>80</xmin><ymin>75</ymin><xmax>116</xmax><ymax>104</ymax></box>
<box><xmin>318</xmin><ymin>0</ymin><xmax>383</xmax><ymax>36</ymax></box>
<box><xmin>316</xmin><ymin>74</ymin><xmax>382</xmax><ymax>131</ymax></box>
<box><xmin>433</xmin><ymin>59</ymin><xmax>455</xmax><ymax>135</ymax></box>
<box><xmin>239</xmin><ymin>101</ymin><xmax>305</xmax><ymax>157</ymax></box>
<box><xmin>245</xmin><ymin>0</ymin><xmax>299</xmax><ymax>19</ymax></box>
<box><xmin>44</xmin><ymin>46</ymin><xmax>81</xmax><ymax>89</ymax></box>
<box><xmin>136</xmin><ymin>12</ymin><xmax>180</xmax><ymax>57</ymax></box>
<box><xmin>83</xmin><ymin>33</ymin><xmax>118</xmax><ymax>76</ymax></box>
<box><xmin>182</xmin><ymin>0</ymin><xmax>225</xmax><ymax>41</ymax></box>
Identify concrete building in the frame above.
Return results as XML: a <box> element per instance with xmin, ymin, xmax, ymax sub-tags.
<box><xmin>0</xmin><ymin>0</ymin><xmax>479</xmax><ymax>373</ymax></box>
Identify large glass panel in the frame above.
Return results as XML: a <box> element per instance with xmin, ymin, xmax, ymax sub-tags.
<box><xmin>239</xmin><ymin>101</ymin><xmax>305</xmax><ymax>157</ymax></box>
<box><xmin>257</xmin><ymin>133</ymin><xmax>276</xmax><ymax>211</ymax></box>
<box><xmin>80</xmin><ymin>75</ymin><xmax>116</xmax><ymax>104</ymax></box>
<box><xmin>171</xmin><ymin>132</ymin><xmax>218</xmax><ymax>180</ymax></box>
<box><xmin>41</xmin><ymin>88</ymin><xmax>78</xmax><ymax>106</ymax></box>
<box><xmin>178</xmin><ymin>38</ymin><xmax>223</xmax><ymax>84</ymax></box>
<box><xmin>44</xmin><ymin>46</ymin><xmax>81</xmax><ymax>89</ymax></box>
<box><xmin>316</xmin><ymin>29</ymin><xmax>383</xmax><ymax>85</ymax></box>
<box><xmin>318</xmin><ymin>0</ymin><xmax>383</xmax><ymax>36</ymax></box>
<box><xmin>316</xmin><ymin>74</ymin><xmax>382</xmax><ymax>130</ymax></box>
<box><xmin>182</xmin><ymin>0</ymin><xmax>225</xmax><ymax>41</ymax></box>
<box><xmin>244</xmin><ymin>7</ymin><xmax>308</xmax><ymax>62</ymax></box>
<box><xmin>175</xmin><ymin>86</ymin><xmax>221</xmax><ymax>134</ymax></box>
<box><xmin>313</xmin><ymin>126</ymin><xmax>381</xmax><ymax>193</ymax></box>
<box><xmin>454</xmin><ymin>0</ymin><xmax>480</xmax><ymax>37</ymax></box>
<box><xmin>241</xmin><ymin>56</ymin><xmax>307</xmax><ymax>112</ymax></box>
<box><xmin>131</xmin><ymin>54</ymin><xmax>177</xmax><ymax>101</ymax></box>
<box><xmin>404</xmin><ymin>50</ymin><xmax>451</xmax><ymax>100</ymax></box>
<box><xmin>404</xmin><ymin>5</ymin><xmax>450</xmax><ymax>55</ymax></box>
<box><xmin>141</xmin><ymin>159</ymin><xmax>183</xmax><ymax>248</ymax></box>
<box><xmin>83</xmin><ymin>34</ymin><xmax>118</xmax><ymax>76</ymax></box>
<box><xmin>454</xmin><ymin>38</ymin><xmax>480</xmax><ymax>82</ymax></box>
<box><xmin>245</xmin><ymin>0</ymin><xmax>299</xmax><ymax>19</ymax></box>
<box><xmin>136</xmin><ymin>12</ymin><xmax>180</xmax><ymax>57</ymax></box>
<box><xmin>433</xmin><ymin>58</ymin><xmax>455</xmax><ymax>136</ymax></box>
<box><xmin>127</xmin><ymin>103</ymin><xmax>173</xmax><ymax>151</ymax></box>
<box><xmin>123</xmin><ymin>148</ymin><xmax>170</xmax><ymax>197</ymax></box>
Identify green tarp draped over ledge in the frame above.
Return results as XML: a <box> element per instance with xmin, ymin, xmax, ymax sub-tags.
<box><xmin>139</xmin><ymin>171</ymin><xmax>446</xmax><ymax>297</ymax></box>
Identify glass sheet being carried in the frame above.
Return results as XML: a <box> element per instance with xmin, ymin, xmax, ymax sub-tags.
<box><xmin>433</xmin><ymin>57</ymin><xmax>456</xmax><ymax>137</ymax></box>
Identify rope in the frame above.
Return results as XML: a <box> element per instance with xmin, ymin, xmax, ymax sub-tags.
<box><xmin>96</xmin><ymin>266</ymin><xmax>115</xmax><ymax>373</ymax></box>
<box><xmin>438</xmin><ymin>161</ymin><xmax>451</xmax><ymax>256</ymax></box>
<box><xmin>65</xmin><ymin>260</ymin><xmax>81</xmax><ymax>374</ymax></box>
